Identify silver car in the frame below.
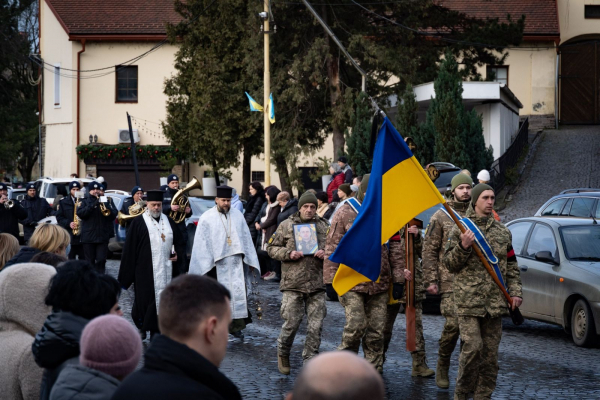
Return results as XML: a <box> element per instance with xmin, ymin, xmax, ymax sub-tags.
<box><xmin>506</xmin><ymin>217</ymin><xmax>600</xmax><ymax>347</ymax></box>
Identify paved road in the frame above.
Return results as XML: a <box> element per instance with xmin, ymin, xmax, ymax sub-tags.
<box><xmin>106</xmin><ymin>260</ymin><xmax>600</xmax><ymax>400</ymax></box>
<box><xmin>500</xmin><ymin>125</ymin><xmax>600</xmax><ymax>222</ymax></box>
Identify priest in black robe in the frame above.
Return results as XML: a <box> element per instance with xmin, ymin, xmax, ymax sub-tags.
<box><xmin>119</xmin><ymin>190</ymin><xmax>183</xmax><ymax>338</ymax></box>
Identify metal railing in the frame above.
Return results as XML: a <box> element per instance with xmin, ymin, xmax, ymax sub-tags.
<box><xmin>490</xmin><ymin>117</ymin><xmax>529</xmax><ymax>191</ymax></box>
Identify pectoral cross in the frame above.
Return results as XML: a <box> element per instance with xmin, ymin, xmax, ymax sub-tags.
<box><xmin>227</xmin><ymin>238</ymin><xmax>232</xmax><ymax>246</ymax></box>
<box><xmin>161</xmin><ymin>233</ymin><xmax>166</xmax><ymax>242</ymax></box>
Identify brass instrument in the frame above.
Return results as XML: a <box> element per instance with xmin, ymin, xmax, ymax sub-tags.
<box><xmin>73</xmin><ymin>192</ymin><xmax>83</xmax><ymax>236</ymax></box>
<box><xmin>169</xmin><ymin>176</ymin><xmax>202</xmax><ymax>224</ymax></box>
<box><xmin>117</xmin><ymin>200</ymin><xmax>147</xmax><ymax>227</ymax></box>
<box><xmin>99</xmin><ymin>197</ymin><xmax>111</xmax><ymax>217</ymax></box>
<box><xmin>3</xmin><ymin>198</ymin><xmax>14</xmax><ymax>209</ymax></box>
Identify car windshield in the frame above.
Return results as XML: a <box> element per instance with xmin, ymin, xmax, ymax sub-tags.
<box><xmin>559</xmin><ymin>225</ymin><xmax>600</xmax><ymax>261</ymax></box>
<box><xmin>46</xmin><ymin>182</ymin><xmax>90</xmax><ymax>198</ymax></box>
<box><xmin>435</xmin><ymin>170</ymin><xmax>461</xmax><ymax>190</ymax></box>
<box><xmin>189</xmin><ymin>198</ymin><xmax>214</xmax><ymax>216</ymax></box>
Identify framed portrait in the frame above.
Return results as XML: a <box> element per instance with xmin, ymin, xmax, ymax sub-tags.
<box><xmin>293</xmin><ymin>223</ymin><xmax>319</xmax><ymax>255</ymax></box>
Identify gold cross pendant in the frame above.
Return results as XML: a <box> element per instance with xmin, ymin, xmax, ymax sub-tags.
<box><xmin>161</xmin><ymin>233</ymin><xmax>165</xmax><ymax>242</ymax></box>
<box><xmin>227</xmin><ymin>238</ymin><xmax>232</xmax><ymax>246</ymax></box>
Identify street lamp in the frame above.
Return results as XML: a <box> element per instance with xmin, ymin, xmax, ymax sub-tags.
<box><xmin>89</xmin><ymin>135</ymin><xmax>93</xmax><ymax>144</ymax></box>
<box><xmin>93</xmin><ymin>135</ymin><xmax>98</xmax><ymax>144</ymax></box>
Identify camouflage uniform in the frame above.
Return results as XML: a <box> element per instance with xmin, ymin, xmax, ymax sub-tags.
<box><xmin>267</xmin><ymin>212</ymin><xmax>330</xmax><ymax>363</ymax></box>
<box><xmin>443</xmin><ymin>206</ymin><xmax>522</xmax><ymax>399</ymax></box>
<box><xmin>324</xmin><ymin>203</ymin><xmax>401</xmax><ymax>371</ymax></box>
<box><xmin>422</xmin><ymin>200</ymin><xmax>470</xmax><ymax>372</ymax></box>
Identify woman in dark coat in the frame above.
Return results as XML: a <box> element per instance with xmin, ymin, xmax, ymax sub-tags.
<box><xmin>244</xmin><ymin>181</ymin><xmax>265</xmax><ymax>243</ymax></box>
<box><xmin>256</xmin><ymin>187</ymin><xmax>281</xmax><ymax>280</ymax></box>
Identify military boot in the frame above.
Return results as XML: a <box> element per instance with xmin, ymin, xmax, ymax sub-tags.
<box><xmin>436</xmin><ymin>357</ymin><xmax>450</xmax><ymax>388</ymax></box>
<box><xmin>278</xmin><ymin>354</ymin><xmax>290</xmax><ymax>375</ymax></box>
<box><xmin>411</xmin><ymin>352</ymin><xmax>435</xmax><ymax>377</ymax></box>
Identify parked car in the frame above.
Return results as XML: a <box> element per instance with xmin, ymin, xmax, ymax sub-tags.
<box><xmin>185</xmin><ymin>197</ymin><xmax>217</xmax><ymax>258</ymax></box>
<box><xmin>534</xmin><ymin>189</ymin><xmax>600</xmax><ymax>218</ymax></box>
<box><xmin>8</xmin><ymin>187</ymin><xmax>26</xmax><ymax>201</ymax></box>
<box><xmin>506</xmin><ymin>216</ymin><xmax>600</xmax><ymax>347</ymax></box>
<box><xmin>33</xmin><ymin>177</ymin><xmax>93</xmax><ymax>206</ymax></box>
<box><xmin>106</xmin><ymin>192</ymin><xmax>129</xmax><ymax>255</ymax></box>
<box><xmin>428</xmin><ymin>162</ymin><xmax>462</xmax><ymax>195</ymax></box>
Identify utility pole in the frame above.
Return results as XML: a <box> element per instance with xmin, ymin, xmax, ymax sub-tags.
<box><xmin>262</xmin><ymin>3</ymin><xmax>271</xmax><ymax>186</ymax></box>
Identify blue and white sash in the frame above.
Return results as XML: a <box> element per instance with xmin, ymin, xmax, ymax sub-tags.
<box><xmin>441</xmin><ymin>207</ymin><xmax>507</xmax><ymax>291</ymax></box>
<box><xmin>346</xmin><ymin>197</ymin><xmax>361</xmax><ymax>214</ymax></box>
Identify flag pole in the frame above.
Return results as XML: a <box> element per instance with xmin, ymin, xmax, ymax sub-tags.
<box><xmin>405</xmin><ymin>225</ymin><xmax>416</xmax><ymax>352</ymax></box>
<box><xmin>263</xmin><ymin>2</ymin><xmax>271</xmax><ymax>187</ymax></box>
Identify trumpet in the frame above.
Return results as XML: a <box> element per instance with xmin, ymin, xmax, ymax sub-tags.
<box><xmin>169</xmin><ymin>176</ymin><xmax>202</xmax><ymax>224</ymax></box>
<box><xmin>3</xmin><ymin>199</ymin><xmax>14</xmax><ymax>209</ymax></box>
<box><xmin>98</xmin><ymin>197</ymin><xmax>112</xmax><ymax>217</ymax></box>
<box><xmin>117</xmin><ymin>200</ymin><xmax>147</xmax><ymax>226</ymax></box>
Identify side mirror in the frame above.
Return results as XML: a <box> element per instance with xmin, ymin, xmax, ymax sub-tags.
<box><xmin>535</xmin><ymin>251</ymin><xmax>559</xmax><ymax>265</ymax></box>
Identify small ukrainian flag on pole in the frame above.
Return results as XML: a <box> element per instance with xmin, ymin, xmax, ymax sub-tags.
<box><xmin>268</xmin><ymin>93</ymin><xmax>275</xmax><ymax>124</ymax></box>
<box><xmin>245</xmin><ymin>92</ymin><xmax>264</xmax><ymax>112</ymax></box>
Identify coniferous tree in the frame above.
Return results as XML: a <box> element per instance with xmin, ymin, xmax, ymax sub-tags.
<box><xmin>396</xmin><ymin>84</ymin><xmax>432</xmax><ymax>165</ymax></box>
<box><xmin>346</xmin><ymin>92</ymin><xmax>372</xmax><ymax>176</ymax></box>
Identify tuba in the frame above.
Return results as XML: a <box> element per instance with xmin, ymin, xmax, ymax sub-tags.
<box><xmin>118</xmin><ymin>200</ymin><xmax>147</xmax><ymax>227</ymax></box>
<box><xmin>169</xmin><ymin>176</ymin><xmax>202</xmax><ymax>224</ymax></box>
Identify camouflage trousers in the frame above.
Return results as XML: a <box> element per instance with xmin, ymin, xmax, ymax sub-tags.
<box><xmin>455</xmin><ymin>315</ymin><xmax>502</xmax><ymax>399</ymax></box>
<box><xmin>338</xmin><ymin>291</ymin><xmax>387</xmax><ymax>369</ymax></box>
<box><xmin>438</xmin><ymin>293</ymin><xmax>460</xmax><ymax>360</ymax></box>
<box><xmin>277</xmin><ymin>290</ymin><xmax>327</xmax><ymax>362</ymax></box>
<box><xmin>383</xmin><ymin>301</ymin><xmax>426</xmax><ymax>358</ymax></box>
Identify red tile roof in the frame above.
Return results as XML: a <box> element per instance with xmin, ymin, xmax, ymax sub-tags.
<box><xmin>437</xmin><ymin>0</ymin><xmax>559</xmax><ymax>37</ymax></box>
<box><xmin>45</xmin><ymin>0</ymin><xmax>182</xmax><ymax>36</ymax></box>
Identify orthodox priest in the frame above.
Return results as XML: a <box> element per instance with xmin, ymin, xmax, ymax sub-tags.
<box><xmin>119</xmin><ymin>190</ymin><xmax>182</xmax><ymax>339</ymax></box>
<box><xmin>189</xmin><ymin>185</ymin><xmax>260</xmax><ymax>338</ymax></box>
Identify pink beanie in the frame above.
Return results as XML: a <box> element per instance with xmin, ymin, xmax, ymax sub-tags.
<box><xmin>79</xmin><ymin>315</ymin><xmax>142</xmax><ymax>380</ymax></box>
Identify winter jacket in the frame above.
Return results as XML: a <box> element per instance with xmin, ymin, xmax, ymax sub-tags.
<box><xmin>49</xmin><ymin>364</ymin><xmax>120</xmax><ymax>400</ymax></box>
<box><xmin>162</xmin><ymin>187</ymin><xmax>191</xmax><ymax>244</ymax></box>
<box><xmin>231</xmin><ymin>194</ymin><xmax>244</xmax><ymax>213</ymax></box>
<box><xmin>55</xmin><ymin>196</ymin><xmax>81</xmax><ymax>245</ymax></box>
<box><xmin>0</xmin><ymin>263</ymin><xmax>56</xmax><ymax>400</ymax></box>
<box><xmin>326</xmin><ymin>172</ymin><xmax>344</xmax><ymax>203</ymax></box>
<box><xmin>112</xmin><ymin>334</ymin><xmax>242</xmax><ymax>400</ymax></box>
<box><xmin>0</xmin><ymin>199</ymin><xmax>27</xmax><ymax>240</ymax></box>
<box><xmin>3</xmin><ymin>247</ymin><xmax>41</xmax><ymax>270</ymax></box>
<box><xmin>276</xmin><ymin>198</ymin><xmax>298</xmax><ymax>226</ymax></box>
<box><xmin>259</xmin><ymin>202</ymin><xmax>281</xmax><ymax>250</ymax></box>
<box><xmin>244</xmin><ymin>191</ymin><xmax>265</xmax><ymax>241</ymax></box>
<box><xmin>267</xmin><ymin>212</ymin><xmax>329</xmax><ymax>293</ymax></box>
<box><xmin>33</xmin><ymin>311</ymin><xmax>90</xmax><ymax>400</ymax></box>
<box><xmin>76</xmin><ymin>194</ymin><xmax>118</xmax><ymax>244</ymax></box>
<box><xmin>341</xmin><ymin>165</ymin><xmax>353</xmax><ymax>184</ymax></box>
<box><xmin>20</xmin><ymin>195</ymin><xmax>52</xmax><ymax>242</ymax></box>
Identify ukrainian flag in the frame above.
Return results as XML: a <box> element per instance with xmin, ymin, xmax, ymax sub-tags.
<box><xmin>330</xmin><ymin>117</ymin><xmax>446</xmax><ymax>295</ymax></box>
<box><xmin>245</xmin><ymin>92</ymin><xmax>264</xmax><ymax>112</ymax></box>
<box><xmin>268</xmin><ymin>93</ymin><xmax>275</xmax><ymax>124</ymax></box>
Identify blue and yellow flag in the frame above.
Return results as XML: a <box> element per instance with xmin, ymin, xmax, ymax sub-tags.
<box><xmin>268</xmin><ymin>93</ymin><xmax>275</xmax><ymax>124</ymax></box>
<box><xmin>245</xmin><ymin>92</ymin><xmax>264</xmax><ymax>112</ymax></box>
<box><xmin>329</xmin><ymin>117</ymin><xmax>446</xmax><ymax>296</ymax></box>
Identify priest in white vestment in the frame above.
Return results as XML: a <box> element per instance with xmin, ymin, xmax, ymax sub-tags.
<box><xmin>189</xmin><ymin>185</ymin><xmax>260</xmax><ymax>337</ymax></box>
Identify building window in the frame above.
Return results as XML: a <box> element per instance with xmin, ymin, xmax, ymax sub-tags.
<box><xmin>251</xmin><ymin>171</ymin><xmax>265</xmax><ymax>182</ymax></box>
<box><xmin>486</xmin><ymin>66</ymin><xmax>508</xmax><ymax>86</ymax></box>
<box><xmin>54</xmin><ymin>65</ymin><xmax>60</xmax><ymax>107</ymax></box>
<box><xmin>585</xmin><ymin>5</ymin><xmax>600</xmax><ymax>18</ymax></box>
<box><xmin>116</xmin><ymin>66</ymin><xmax>138</xmax><ymax>103</ymax></box>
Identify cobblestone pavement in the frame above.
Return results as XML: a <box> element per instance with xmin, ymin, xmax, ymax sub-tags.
<box><xmin>107</xmin><ymin>260</ymin><xmax>600</xmax><ymax>400</ymax></box>
<box><xmin>500</xmin><ymin>125</ymin><xmax>600</xmax><ymax>222</ymax></box>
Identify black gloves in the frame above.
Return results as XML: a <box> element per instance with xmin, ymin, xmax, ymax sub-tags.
<box><xmin>392</xmin><ymin>283</ymin><xmax>404</xmax><ymax>300</ymax></box>
<box><xmin>326</xmin><ymin>284</ymin><xmax>338</xmax><ymax>302</ymax></box>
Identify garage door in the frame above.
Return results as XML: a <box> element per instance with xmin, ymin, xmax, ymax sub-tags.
<box><xmin>96</xmin><ymin>165</ymin><xmax>163</xmax><ymax>192</ymax></box>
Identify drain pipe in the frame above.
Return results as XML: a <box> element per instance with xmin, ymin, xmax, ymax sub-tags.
<box><xmin>555</xmin><ymin>50</ymin><xmax>559</xmax><ymax>129</ymax></box>
<box><xmin>76</xmin><ymin>39</ymin><xmax>86</xmax><ymax>176</ymax></box>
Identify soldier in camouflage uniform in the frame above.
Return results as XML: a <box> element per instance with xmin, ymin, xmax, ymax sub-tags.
<box><xmin>443</xmin><ymin>184</ymin><xmax>522</xmax><ymax>400</ymax></box>
<box><xmin>422</xmin><ymin>173</ymin><xmax>472</xmax><ymax>388</ymax></box>
<box><xmin>383</xmin><ymin>224</ymin><xmax>434</xmax><ymax>377</ymax></box>
<box><xmin>267</xmin><ymin>191</ymin><xmax>330</xmax><ymax>375</ymax></box>
<box><xmin>324</xmin><ymin>175</ymin><xmax>401</xmax><ymax>373</ymax></box>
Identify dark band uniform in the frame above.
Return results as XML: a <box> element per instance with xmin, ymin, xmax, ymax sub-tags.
<box><xmin>0</xmin><ymin>183</ymin><xmax>27</xmax><ymax>241</ymax></box>
<box><xmin>76</xmin><ymin>181</ymin><xmax>118</xmax><ymax>274</ymax></box>
<box><xmin>55</xmin><ymin>181</ymin><xmax>85</xmax><ymax>259</ymax></box>
<box><xmin>162</xmin><ymin>175</ymin><xmax>192</xmax><ymax>277</ymax></box>
<box><xmin>19</xmin><ymin>183</ymin><xmax>52</xmax><ymax>243</ymax></box>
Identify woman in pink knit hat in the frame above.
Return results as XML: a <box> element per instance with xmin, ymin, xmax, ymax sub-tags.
<box><xmin>48</xmin><ymin>315</ymin><xmax>142</xmax><ymax>400</ymax></box>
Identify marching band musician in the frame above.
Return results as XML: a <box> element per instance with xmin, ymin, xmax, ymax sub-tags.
<box><xmin>0</xmin><ymin>182</ymin><xmax>27</xmax><ymax>242</ymax></box>
<box><xmin>19</xmin><ymin>183</ymin><xmax>52</xmax><ymax>244</ymax></box>
<box><xmin>77</xmin><ymin>181</ymin><xmax>117</xmax><ymax>274</ymax></box>
<box><xmin>163</xmin><ymin>174</ymin><xmax>192</xmax><ymax>277</ymax></box>
<box><xmin>55</xmin><ymin>181</ymin><xmax>85</xmax><ymax>259</ymax></box>
<box><xmin>121</xmin><ymin>186</ymin><xmax>144</xmax><ymax>229</ymax></box>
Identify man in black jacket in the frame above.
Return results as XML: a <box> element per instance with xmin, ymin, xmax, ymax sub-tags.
<box><xmin>112</xmin><ymin>275</ymin><xmax>242</xmax><ymax>400</ymax></box>
<box><xmin>55</xmin><ymin>181</ymin><xmax>85</xmax><ymax>260</ymax></box>
<box><xmin>19</xmin><ymin>183</ymin><xmax>52</xmax><ymax>244</ymax></box>
<box><xmin>162</xmin><ymin>174</ymin><xmax>191</xmax><ymax>277</ymax></box>
<box><xmin>0</xmin><ymin>183</ymin><xmax>27</xmax><ymax>241</ymax></box>
<box><xmin>76</xmin><ymin>181</ymin><xmax>118</xmax><ymax>274</ymax></box>
<box><xmin>120</xmin><ymin>185</ymin><xmax>144</xmax><ymax>229</ymax></box>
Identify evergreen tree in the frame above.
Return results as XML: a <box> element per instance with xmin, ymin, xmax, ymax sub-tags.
<box><xmin>346</xmin><ymin>92</ymin><xmax>372</xmax><ymax>176</ymax></box>
<box><xmin>464</xmin><ymin>110</ymin><xmax>494</xmax><ymax>173</ymax></box>
<box><xmin>396</xmin><ymin>84</ymin><xmax>432</xmax><ymax>164</ymax></box>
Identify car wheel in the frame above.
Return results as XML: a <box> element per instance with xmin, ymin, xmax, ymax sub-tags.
<box><xmin>571</xmin><ymin>299</ymin><xmax>598</xmax><ymax>347</ymax></box>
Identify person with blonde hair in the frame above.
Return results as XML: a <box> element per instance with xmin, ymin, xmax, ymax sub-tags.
<box><xmin>0</xmin><ymin>233</ymin><xmax>20</xmax><ymax>270</ymax></box>
<box><xmin>3</xmin><ymin>224</ymin><xmax>71</xmax><ymax>270</ymax></box>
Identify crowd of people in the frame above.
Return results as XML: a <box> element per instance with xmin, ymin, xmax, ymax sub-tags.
<box><xmin>0</xmin><ymin>162</ymin><xmax>521</xmax><ymax>400</ymax></box>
